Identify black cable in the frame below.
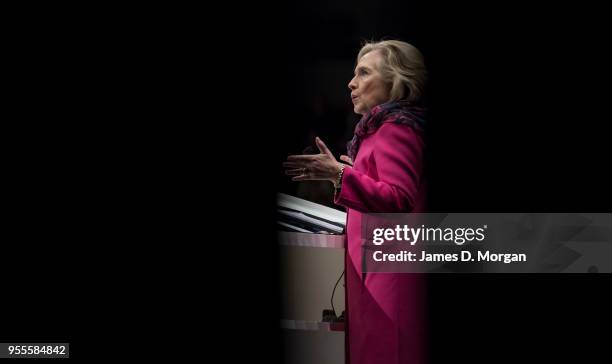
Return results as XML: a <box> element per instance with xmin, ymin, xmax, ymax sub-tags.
<box><xmin>330</xmin><ymin>269</ymin><xmax>345</xmax><ymax>318</ymax></box>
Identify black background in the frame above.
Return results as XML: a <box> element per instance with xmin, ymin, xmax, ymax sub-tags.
<box><xmin>3</xmin><ymin>1</ymin><xmax>611</xmax><ymax>362</ymax></box>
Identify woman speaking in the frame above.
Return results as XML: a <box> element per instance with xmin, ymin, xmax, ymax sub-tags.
<box><xmin>284</xmin><ymin>40</ymin><xmax>427</xmax><ymax>364</ymax></box>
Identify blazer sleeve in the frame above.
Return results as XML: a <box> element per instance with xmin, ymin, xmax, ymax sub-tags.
<box><xmin>334</xmin><ymin>122</ymin><xmax>424</xmax><ymax>213</ymax></box>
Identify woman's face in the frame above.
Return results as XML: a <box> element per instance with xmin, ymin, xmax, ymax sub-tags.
<box><xmin>348</xmin><ymin>51</ymin><xmax>391</xmax><ymax>115</ymax></box>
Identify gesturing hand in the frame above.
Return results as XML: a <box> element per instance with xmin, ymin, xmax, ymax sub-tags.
<box><xmin>283</xmin><ymin>137</ymin><xmax>343</xmax><ymax>183</ymax></box>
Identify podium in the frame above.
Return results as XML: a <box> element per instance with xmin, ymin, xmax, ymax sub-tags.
<box><xmin>278</xmin><ymin>194</ymin><xmax>346</xmax><ymax>364</ymax></box>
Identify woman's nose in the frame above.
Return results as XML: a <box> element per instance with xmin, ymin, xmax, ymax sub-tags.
<box><xmin>348</xmin><ymin>77</ymin><xmax>357</xmax><ymax>90</ymax></box>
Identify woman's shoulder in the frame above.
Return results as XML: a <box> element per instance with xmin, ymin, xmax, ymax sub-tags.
<box><xmin>377</xmin><ymin>119</ymin><xmax>425</xmax><ymax>139</ymax></box>
<box><xmin>373</xmin><ymin>122</ymin><xmax>426</xmax><ymax>156</ymax></box>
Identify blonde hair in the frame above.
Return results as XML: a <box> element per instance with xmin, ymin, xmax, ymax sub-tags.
<box><xmin>357</xmin><ymin>40</ymin><xmax>427</xmax><ymax>103</ymax></box>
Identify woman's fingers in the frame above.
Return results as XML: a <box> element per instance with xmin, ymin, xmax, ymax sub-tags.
<box><xmin>315</xmin><ymin>137</ymin><xmax>333</xmax><ymax>156</ymax></box>
<box><xmin>291</xmin><ymin>174</ymin><xmax>310</xmax><ymax>181</ymax></box>
<box><xmin>340</xmin><ymin>155</ymin><xmax>353</xmax><ymax>165</ymax></box>
<box><xmin>282</xmin><ymin>161</ymin><xmax>305</xmax><ymax>168</ymax></box>
<box><xmin>285</xmin><ymin>139</ymin><xmax>336</xmax><ymax>182</ymax></box>
<box><xmin>284</xmin><ymin>168</ymin><xmax>304</xmax><ymax>176</ymax></box>
<box><xmin>287</xmin><ymin>154</ymin><xmax>316</xmax><ymax>162</ymax></box>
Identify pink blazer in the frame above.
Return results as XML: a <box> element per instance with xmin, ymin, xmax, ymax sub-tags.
<box><xmin>335</xmin><ymin>120</ymin><xmax>427</xmax><ymax>364</ymax></box>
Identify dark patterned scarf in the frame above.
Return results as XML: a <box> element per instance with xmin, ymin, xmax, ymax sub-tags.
<box><xmin>347</xmin><ymin>99</ymin><xmax>426</xmax><ymax>160</ymax></box>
